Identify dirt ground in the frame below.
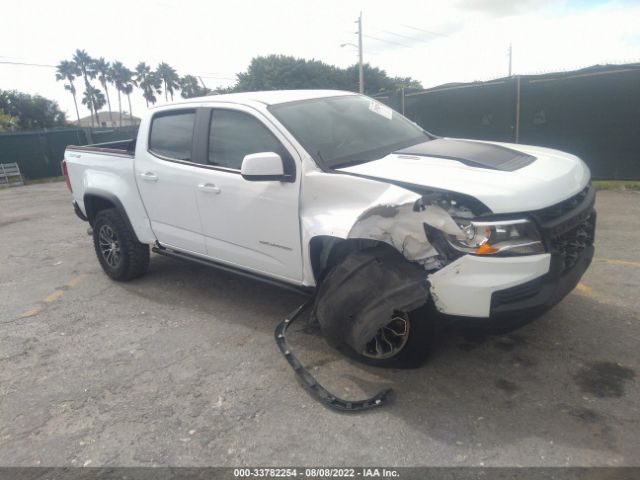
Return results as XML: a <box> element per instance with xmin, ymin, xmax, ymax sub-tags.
<box><xmin>1</xmin><ymin>183</ymin><xmax>639</xmax><ymax>467</ymax></box>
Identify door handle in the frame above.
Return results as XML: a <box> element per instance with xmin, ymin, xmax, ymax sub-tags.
<box><xmin>140</xmin><ymin>172</ymin><xmax>158</xmax><ymax>182</ymax></box>
<box><xmin>197</xmin><ymin>183</ymin><xmax>221</xmax><ymax>194</ymax></box>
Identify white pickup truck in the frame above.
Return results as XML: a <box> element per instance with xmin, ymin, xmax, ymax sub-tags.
<box><xmin>63</xmin><ymin>90</ymin><xmax>596</xmax><ymax>368</ymax></box>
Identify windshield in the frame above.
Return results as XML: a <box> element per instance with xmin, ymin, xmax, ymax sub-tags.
<box><xmin>269</xmin><ymin>95</ymin><xmax>431</xmax><ymax>168</ymax></box>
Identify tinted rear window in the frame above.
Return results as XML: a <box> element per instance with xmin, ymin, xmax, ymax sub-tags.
<box><xmin>149</xmin><ymin>110</ymin><xmax>195</xmax><ymax>161</ymax></box>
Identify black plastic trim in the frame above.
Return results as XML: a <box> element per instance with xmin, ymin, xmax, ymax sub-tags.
<box><xmin>83</xmin><ymin>190</ymin><xmax>138</xmax><ymax>241</ymax></box>
<box><xmin>275</xmin><ymin>300</ymin><xmax>392</xmax><ymax>412</ymax></box>
<box><xmin>152</xmin><ymin>245</ymin><xmax>313</xmax><ymax>296</ymax></box>
<box><xmin>490</xmin><ymin>245</ymin><xmax>594</xmax><ymax>317</ymax></box>
<box><xmin>73</xmin><ymin>201</ymin><xmax>88</xmax><ymax>222</ymax></box>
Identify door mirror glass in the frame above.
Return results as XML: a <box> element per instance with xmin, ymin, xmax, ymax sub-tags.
<box><xmin>240</xmin><ymin>152</ymin><xmax>286</xmax><ymax>181</ymax></box>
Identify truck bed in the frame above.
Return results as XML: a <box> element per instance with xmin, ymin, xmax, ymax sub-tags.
<box><xmin>66</xmin><ymin>139</ymin><xmax>136</xmax><ymax>157</ymax></box>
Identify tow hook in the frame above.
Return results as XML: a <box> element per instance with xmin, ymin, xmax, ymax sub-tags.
<box><xmin>275</xmin><ymin>299</ymin><xmax>392</xmax><ymax>412</ymax></box>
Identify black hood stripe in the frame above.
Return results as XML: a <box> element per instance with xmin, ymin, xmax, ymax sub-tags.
<box><xmin>394</xmin><ymin>138</ymin><xmax>536</xmax><ymax>172</ymax></box>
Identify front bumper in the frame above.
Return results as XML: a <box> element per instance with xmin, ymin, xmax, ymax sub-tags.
<box><xmin>428</xmin><ymin>244</ymin><xmax>593</xmax><ymax>320</ymax></box>
<box><xmin>428</xmin><ymin>253</ymin><xmax>552</xmax><ymax>317</ymax></box>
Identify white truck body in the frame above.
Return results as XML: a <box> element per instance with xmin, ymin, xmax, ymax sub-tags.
<box><xmin>64</xmin><ymin>90</ymin><xmax>595</xmax><ymax>321</ymax></box>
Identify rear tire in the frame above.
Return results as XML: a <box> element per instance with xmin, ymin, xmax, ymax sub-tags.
<box><xmin>92</xmin><ymin>208</ymin><xmax>149</xmax><ymax>281</ymax></box>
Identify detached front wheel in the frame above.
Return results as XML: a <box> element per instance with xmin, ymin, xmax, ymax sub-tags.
<box><xmin>92</xmin><ymin>208</ymin><xmax>149</xmax><ymax>281</ymax></box>
<box><xmin>355</xmin><ymin>304</ymin><xmax>435</xmax><ymax>368</ymax></box>
<box><xmin>313</xmin><ymin>246</ymin><xmax>437</xmax><ymax>369</ymax></box>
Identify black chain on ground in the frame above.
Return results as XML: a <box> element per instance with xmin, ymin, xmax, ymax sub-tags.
<box><xmin>274</xmin><ymin>299</ymin><xmax>392</xmax><ymax>412</ymax></box>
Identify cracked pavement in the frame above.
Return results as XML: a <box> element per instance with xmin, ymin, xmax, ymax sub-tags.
<box><xmin>1</xmin><ymin>183</ymin><xmax>639</xmax><ymax>466</ymax></box>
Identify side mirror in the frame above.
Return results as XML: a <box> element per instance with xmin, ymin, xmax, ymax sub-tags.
<box><xmin>240</xmin><ymin>152</ymin><xmax>287</xmax><ymax>181</ymax></box>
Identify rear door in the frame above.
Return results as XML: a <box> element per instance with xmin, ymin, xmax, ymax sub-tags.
<box><xmin>134</xmin><ymin>108</ymin><xmax>207</xmax><ymax>254</ymax></box>
<box><xmin>193</xmin><ymin>105</ymin><xmax>303</xmax><ymax>282</ymax></box>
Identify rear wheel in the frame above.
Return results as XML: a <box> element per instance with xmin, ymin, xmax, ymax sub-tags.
<box><xmin>92</xmin><ymin>208</ymin><xmax>149</xmax><ymax>281</ymax></box>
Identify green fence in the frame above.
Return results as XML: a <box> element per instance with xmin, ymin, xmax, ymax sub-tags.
<box><xmin>377</xmin><ymin>64</ymin><xmax>640</xmax><ymax>180</ymax></box>
<box><xmin>0</xmin><ymin>126</ymin><xmax>138</xmax><ymax>180</ymax></box>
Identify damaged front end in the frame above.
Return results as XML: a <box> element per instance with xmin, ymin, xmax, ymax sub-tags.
<box><xmin>275</xmin><ymin>187</ymin><xmax>489</xmax><ymax>411</ymax></box>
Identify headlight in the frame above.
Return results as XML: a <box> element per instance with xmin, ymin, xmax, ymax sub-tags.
<box><xmin>446</xmin><ymin>218</ymin><xmax>545</xmax><ymax>256</ymax></box>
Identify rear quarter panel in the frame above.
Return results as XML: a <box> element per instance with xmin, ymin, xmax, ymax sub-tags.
<box><xmin>65</xmin><ymin>149</ymin><xmax>156</xmax><ymax>244</ymax></box>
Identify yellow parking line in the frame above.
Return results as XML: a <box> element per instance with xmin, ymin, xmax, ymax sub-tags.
<box><xmin>596</xmin><ymin>258</ymin><xmax>640</xmax><ymax>268</ymax></box>
<box><xmin>43</xmin><ymin>290</ymin><xmax>64</xmax><ymax>303</ymax></box>
<box><xmin>66</xmin><ymin>273</ymin><xmax>86</xmax><ymax>288</ymax></box>
<box><xmin>19</xmin><ymin>306</ymin><xmax>43</xmax><ymax>318</ymax></box>
<box><xmin>17</xmin><ymin>273</ymin><xmax>86</xmax><ymax>319</ymax></box>
<box><xmin>575</xmin><ymin>282</ymin><xmax>593</xmax><ymax>295</ymax></box>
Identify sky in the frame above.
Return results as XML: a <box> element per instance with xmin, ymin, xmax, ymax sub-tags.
<box><xmin>1</xmin><ymin>0</ymin><xmax>639</xmax><ymax>122</ymax></box>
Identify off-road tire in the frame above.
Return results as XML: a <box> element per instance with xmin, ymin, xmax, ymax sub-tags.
<box><xmin>92</xmin><ymin>208</ymin><xmax>149</xmax><ymax>281</ymax></box>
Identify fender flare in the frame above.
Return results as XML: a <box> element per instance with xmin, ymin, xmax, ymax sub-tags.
<box><xmin>83</xmin><ymin>190</ymin><xmax>139</xmax><ymax>241</ymax></box>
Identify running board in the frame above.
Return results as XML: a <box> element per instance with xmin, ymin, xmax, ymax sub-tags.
<box><xmin>151</xmin><ymin>245</ymin><xmax>313</xmax><ymax>296</ymax></box>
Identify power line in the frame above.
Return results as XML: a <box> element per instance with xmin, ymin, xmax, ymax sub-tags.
<box><xmin>363</xmin><ymin>34</ymin><xmax>412</xmax><ymax>48</ymax></box>
<box><xmin>371</xmin><ymin>28</ymin><xmax>434</xmax><ymax>44</ymax></box>
<box><xmin>401</xmin><ymin>24</ymin><xmax>449</xmax><ymax>38</ymax></box>
<box><xmin>0</xmin><ymin>60</ymin><xmax>56</xmax><ymax>68</ymax></box>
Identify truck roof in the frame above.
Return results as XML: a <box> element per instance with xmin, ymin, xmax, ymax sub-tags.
<box><xmin>150</xmin><ymin>89</ymin><xmax>357</xmax><ymax>108</ymax></box>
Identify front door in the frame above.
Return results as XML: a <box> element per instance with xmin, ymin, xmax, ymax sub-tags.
<box><xmin>193</xmin><ymin>106</ymin><xmax>303</xmax><ymax>283</ymax></box>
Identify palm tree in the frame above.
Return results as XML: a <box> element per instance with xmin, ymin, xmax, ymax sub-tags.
<box><xmin>111</xmin><ymin>61</ymin><xmax>129</xmax><ymax>126</ymax></box>
<box><xmin>124</xmin><ymin>83</ymin><xmax>135</xmax><ymax>125</ymax></box>
<box><xmin>93</xmin><ymin>57</ymin><xmax>114</xmax><ymax>126</ymax></box>
<box><xmin>81</xmin><ymin>86</ymin><xmax>106</xmax><ymax>125</ymax></box>
<box><xmin>72</xmin><ymin>49</ymin><xmax>97</xmax><ymax>126</ymax></box>
<box><xmin>156</xmin><ymin>62</ymin><xmax>180</xmax><ymax>101</ymax></box>
<box><xmin>179</xmin><ymin>75</ymin><xmax>211</xmax><ymax>98</ymax></box>
<box><xmin>55</xmin><ymin>60</ymin><xmax>81</xmax><ymax>125</ymax></box>
<box><xmin>135</xmin><ymin>62</ymin><xmax>161</xmax><ymax>107</ymax></box>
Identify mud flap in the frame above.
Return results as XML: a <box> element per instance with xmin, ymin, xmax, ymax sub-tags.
<box><xmin>311</xmin><ymin>246</ymin><xmax>430</xmax><ymax>354</ymax></box>
<box><xmin>275</xmin><ymin>300</ymin><xmax>392</xmax><ymax>412</ymax></box>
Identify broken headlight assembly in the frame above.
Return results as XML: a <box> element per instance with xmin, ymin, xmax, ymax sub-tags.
<box><xmin>447</xmin><ymin>218</ymin><xmax>545</xmax><ymax>256</ymax></box>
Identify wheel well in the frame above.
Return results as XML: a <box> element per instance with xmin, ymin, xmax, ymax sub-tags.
<box><xmin>83</xmin><ymin>193</ymin><xmax>138</xmax><ymax>242</ymax></box>
<box><xmin>309</xmin><ymin>235</ymin><xmax>390</xmax><ymax>284</ymax></box>
<box><xmin>84</xmin><ymin>195</ymin><xmax>116</xmax><ymax>226</ymax></box>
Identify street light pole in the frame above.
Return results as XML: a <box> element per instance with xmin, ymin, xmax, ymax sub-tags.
<box><xmin>358</xmin><ymin>12</ymin><xmax>364</xmax><ymax>94</ymax></box>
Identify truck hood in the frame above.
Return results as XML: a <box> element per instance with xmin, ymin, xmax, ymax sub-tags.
<box><xmin>336</xmin><ymin>139</ymin><xmax>591</xmax><ymax>214</ymax></box>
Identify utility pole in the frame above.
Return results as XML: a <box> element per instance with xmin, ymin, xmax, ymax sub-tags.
<box><xmin>357</xmin><ymin>12</ymin><xmax>364</xmax><ymax>94</ymax></box>
<box><xmin>508</xmin><ymin>43</ymin><xmax>512</xmax><ymax>77</ymax></box>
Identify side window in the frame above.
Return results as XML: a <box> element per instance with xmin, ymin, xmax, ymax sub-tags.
<box><xmin>149</xmin><ymin>110</ymin><xmax>195</xmax><ymax>161</ymax></box>
<box><xmin>208</xmin><ymin>109</ymin><xmax>287</xmax><ymax>170</ymax></box>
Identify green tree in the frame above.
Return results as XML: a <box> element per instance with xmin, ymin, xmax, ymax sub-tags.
<box><xmin>112</xmin><ymin>61</ymin><xmax>136</xmax><ymax>126</ymax></box>
<box><xmin>156</xmin><ymin>62</ymin><xmax>180</xmax><ymax>101</ymax></box>
<box><xmin>93</xmin><ymin>57</ymin><xmax>115</xmax><ymax>125</ymax></box>
<box><xmin>0</xmin><ymin>89</ymin><xmax>67</xmax><ymax>129</ymax></box>
<box><xmin>234</xmin><ymin>55</ymin><xmax>344</xmax><ymax>91</ymax></box>
<box><xmin>72</xmin><ymin>49</ymin><xmax>98</xmax><ymax>126</ymax></box>
<box><xmin>0</xmin><ymin>108</ymin><xmax>16</xmax><ymax>132</ymax></box>
<box><xmin>179</xmin><ymin>75</ymin><xmax>211</xmax><ymax>98</ymax></box>
<box><xmin>55</xmin><ymin>60</ymin><xmax>81</xmax><ymax>125</ymax></box>
<box><xmin>124</xmin><ymin>83</ymin><xmax>135</xmax><ymax>125</ymax></box>
<box><xmin>135</xmin><ymin>62</ymin><xmax>161</xmax><ymax>107</ymax></box>
<box><xmin>230</xmin><ymin>55</ymin><xmax>422</xmax><ymax>95</ymax></box>
<box><xmin>81</xmin><ymin>86</ymin><xmax>105</xmax><ymax>124</ymax></box>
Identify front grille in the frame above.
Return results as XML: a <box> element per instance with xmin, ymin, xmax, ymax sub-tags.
<box><xmin>550</xmin><ymin>212</ymin><xmax>596</xmax><ymax>272</ymax></box>
<box><xmin>534</xmin><ymin>184</ymin><xmax>591</xmax><ymax>223</ymax></box>
<box><xmin>531</xmin><ymin>184</ymin><xmax>596</xmax><ymax>273</ymax></box>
